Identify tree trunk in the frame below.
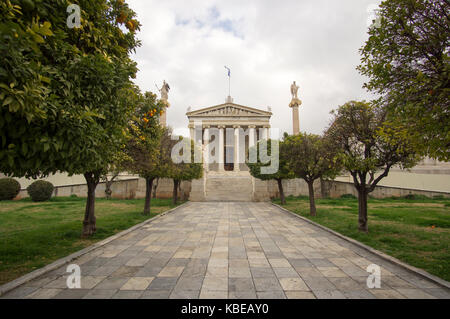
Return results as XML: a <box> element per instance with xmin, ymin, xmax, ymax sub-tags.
<box><xmin>143</xmin><ymin>177</ymin><xmax>154</xmax><ymax>215</ymax></box>
<box><xmin>277</xmin><ymin>179</ymin><xmax>286</xmax><ymax>205</ymax></box>
<box><xmin>173</xmin><ymin>180</ymin><xmax>179</xmax><ymax>205</ymax></box>
<box><xmin>105</xmin><ymin>181</ymin><xmax>112</xmax><ymax>200</ymax></box>
<box><xmin>82</xmin><ymin>172</ymin><xmax>99</xmax><ymax>238</ymax></box>
<box><xmin>307</xmin><ymin>180</ymin><xmax>317</xmax><ymax>216</ymax></box>
<box><xmin>357</xmin><ymin>187</ymin><xmax>369</xmax><ymax>232</ymax></box>
<box><xmin>152</xmin><ymin>178</ymin><xmax>159</xmax><ymax>199</ymax></box>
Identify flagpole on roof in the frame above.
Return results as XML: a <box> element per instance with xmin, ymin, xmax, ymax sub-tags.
<box><xmin>224</xmin><ymin>66</ymin><xmax>231</xmax><ymax>97</ymax></box>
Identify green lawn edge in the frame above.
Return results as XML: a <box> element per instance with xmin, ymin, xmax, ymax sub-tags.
<box><xmin>273</xmin><ymin>195</ymin><xmax>450</xmax><ymax>282</ymax></box>
<box><xmin>0</xmin><ymin>197</ymin><xmax>184</xmax><ymax>285</ymax></box>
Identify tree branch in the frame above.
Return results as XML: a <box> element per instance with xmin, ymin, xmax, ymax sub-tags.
<box><xmin>369</xmin><ymin>164</ymin><xmax>392</xmax><ymax>192</ymax></box>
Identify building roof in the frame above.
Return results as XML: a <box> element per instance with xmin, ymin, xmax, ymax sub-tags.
<box><xmin>186</xmin><ymin>102</ymin><xmax>272</xmax><ymax>118</ymax></box>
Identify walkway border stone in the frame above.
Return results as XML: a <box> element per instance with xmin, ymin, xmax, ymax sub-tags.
<box><xmin>0</xmin><ymin>202</ymin><xmax>191</xmax><ymax>297</ymax></box>
<box><xmin>271</xmin><ymin>202</ymin><xmax>450</xmax><ymax>290</ymax></box>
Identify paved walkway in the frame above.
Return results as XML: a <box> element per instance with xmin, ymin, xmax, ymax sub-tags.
<box><xmin>2</xmin><ymin>202</ymin><xmax>449</xmax><ymax>299</ymax></box>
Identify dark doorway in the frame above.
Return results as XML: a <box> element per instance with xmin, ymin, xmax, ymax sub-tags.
<box><xmin>224</xmin><ymin>145</ymin><xmax>234</xmax><ymax>171</ymax></box>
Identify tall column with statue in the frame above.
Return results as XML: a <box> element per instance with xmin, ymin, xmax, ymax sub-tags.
<box><xmin>289</xmin><ymin>81</ymin><xmax>302</xmax><ymax>135</ymax></box>
<box><xmin>157</xmin><ymin>80</ymin><xmax>170</xmax><ymax>127</ymax></box>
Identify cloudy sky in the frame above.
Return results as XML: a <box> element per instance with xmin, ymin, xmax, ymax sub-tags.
<box><xmin>127</xmin><ymin>0</ymin><xmax>382</xmax><ymax>136</ymax></box>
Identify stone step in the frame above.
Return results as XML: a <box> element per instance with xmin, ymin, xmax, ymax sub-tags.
<box><xmin>205</xmin><ymin>176</ymin><xmax>253</xmax><ymax>201</ymax></box>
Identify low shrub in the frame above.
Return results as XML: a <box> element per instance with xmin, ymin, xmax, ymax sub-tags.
<box><xmin>340</xmin><ymin>194</ymin><xmax>357</xmax><ymax>199</ymax></box>
<box><xmin>403</xmin><ymin>194</ymin><xmax>429</xmax><ymax>200</ymax></box>
<box><xmin>0</xmin><ymin>178</ymin><xmax>21</xmax><ymax>200</ymax></box>
<box><xmin>27</xmin><ymin>180</ymin><xmax>54</xmax><ymax>202</ymax></box>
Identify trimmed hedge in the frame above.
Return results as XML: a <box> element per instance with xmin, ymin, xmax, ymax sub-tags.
<box><xmin>340</xmin><ymin>193</ymin><xmax>357</xmax><ymax>199</ymax></box>
<box><xmin>0</xmin><ymin>178</ymin><xmax>21</xmax><ymax>200</ymax></box>
<box><xmin>27</xmin><ymin>180</ymin><xmax>54</xmax><ymax>202</ymax></box>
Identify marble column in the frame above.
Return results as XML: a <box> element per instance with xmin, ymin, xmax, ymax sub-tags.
<box><xmin>203</xmin><ymin>125</ymin><xmax>210</xmax><ymax>172</ymax></box>
<box><xmin>249</xmin><ymin>125</ymin><xmax>256</xmax><ymax>148</ymax></box>
<box><xmin>262</xmin><ymin>126</ymin><xmax>269</xmax><ymax>140</ymax></box>
<box><xmin>234</xmin><ymin>125</ymin><xmax>240</xmax><ymax>172</ymax></box>
<box><xmin>189</xmin><ymin>124</ymin><xmax>194</xmax><ymax>141</ymax></box>
<box><xmin>218</xmin><ymin>125</ymin><xmax>225</xmax><ymax>172</ymax></box>
<box><xmin>248</xmin><ymin>125</ymin><xmax>256</xmax><ymax>164</ymax></box>
<box><xmin>292</xmin><ymin>106</ymin><xmax>299</xmax><ymax>135</ymax></box>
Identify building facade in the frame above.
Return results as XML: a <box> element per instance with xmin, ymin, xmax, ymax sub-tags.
<box><xmin>187</xmin><ymin>99</ymin><xmax>272</xmax><ymax>172</ymax></box>
<box><xmin>186</xmin><ymin>99</ymin><xmax>274</xmax><ymax>201</ymax></box>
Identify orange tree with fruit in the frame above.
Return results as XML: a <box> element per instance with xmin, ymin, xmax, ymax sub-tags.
<box><xmin>0</xmin><ymin>0</ymin><xmax>142</xmax><ymax>237</ymax></box>
<box><xmin>122</xmin><ymin>89</ymin><xmax>166</xmax><ymax>215</ymax></box>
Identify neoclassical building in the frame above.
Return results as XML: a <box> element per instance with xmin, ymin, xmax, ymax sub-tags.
<box><xmin>186</xmin><ymin>97</ymin><xmax>275</xmax><ymax>201</ymax></box>
<box><xmin>187</xmin><ymin>97</ymin><xmax>272</xmax><ymax>173</ymax></box>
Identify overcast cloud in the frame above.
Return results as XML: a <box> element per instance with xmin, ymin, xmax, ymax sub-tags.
<box><xmin>127</xmin><ymin>0</ymin><xmax>382</xmax><ymax>136</ymax></box>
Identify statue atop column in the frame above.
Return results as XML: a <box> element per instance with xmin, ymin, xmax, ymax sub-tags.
<box><xmin>289</xmin><ymin>81</ymin><xmax>301</xmax><ymax>135</ymax></box>
<box><xmin>157</xmin><ymin>80</ymin><xmax>170</xmax><ymax>127</ymax></box>
<box><xmin>289</xmin><ymin>81</ymin><xmax>302</xmax><ymax>107</ymax></box>
<box><xmin>159</xmin><ymin>80</ymin><xmax>170</xmax><ymax>101</ymax></box>
<box><xmin>291</xmin><ymin>81</ymin><xmax>299</xmax><ymax>99</ymax></box>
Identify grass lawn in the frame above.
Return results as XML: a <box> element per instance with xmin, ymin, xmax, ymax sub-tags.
<box><xmin>0</xmin><ymin>196</ymin><xmax>183</xmax><ymax>285</ymax></box>
<box><xmin>273</xmin><ymin>195</ymin><xmax>450</xmax><ymax>281</ymax></box>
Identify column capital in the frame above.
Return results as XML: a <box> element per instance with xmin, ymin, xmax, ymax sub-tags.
<box><xmin>203</xmin><ymin>125</ymin><xmax>211</xmax><ymax>129</ymax></box>
<box><xmin>188</xmin><ymin>124</ymin><xmax>195</xmax><ymax>129</ymax></box>
<box><xmin>263</xmin><ymin>125</ymin><xmax>271</xmax><ymax>128</ymax></box>
<box><xmin>248</xmin><ymin>125</ymin><xmax>256</xmax><ymax>129</ymax></box>
<box><xmin>217</xmin><ymin>125</ymin><xmax>226</xmax><ymax>129</ymax></box>
<box><xmin>233</xmin><ymin>125</ymin><xmax>241</xmax><ymax>129</ymax></box>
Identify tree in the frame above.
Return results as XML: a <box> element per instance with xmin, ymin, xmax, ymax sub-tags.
<box><xmin>358</xmin><ymin>0</ymin><xmax>450</xmax><ymax>161</ymax></box>
<box><xmin>284</xmin><ymin>133</ymin><xmax>341</xmax><ymax>216</ymax></box>
<box><xmin>168</xmin><ymin>138</ymin><xmax>203</xmax><ymax>205</ymax></box>
<box><xmin>0</xmin><ymin>0</ymin><xmax>141</xmax><ymax>237</ymax></box>
<box><xmin>123</xmin><ymin>90</ymin><xmax>165</xmax><ymax>215</ymax></box>
<box><xmin>326</xmin><ymin>101</ymin><xmax>419</xmax><ymax>232</ymax></box>
<box><xmin>247</xmin><ymin>138</ymin><xmax>294</xmax><ymax>205</ymax></box>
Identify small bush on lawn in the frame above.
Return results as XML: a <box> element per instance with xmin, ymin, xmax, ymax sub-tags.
<box><xmin>0</xmin><ymin>178</ymin><xmax>21</xmax><ymax>200</ymax></box>
<box><xmin>403</xmin><ymin>194</ymin><xmax>429</xmax><ymax>200</ymax></box>
<box><xmin>340</xmin><ymin>194</ymin><xmax>356</xmax><ymax>199</ymax></box>
<box><xmin>27</xmin><ymin>181</ymin><xmax>54</xmax><ymax>202</ymax></box>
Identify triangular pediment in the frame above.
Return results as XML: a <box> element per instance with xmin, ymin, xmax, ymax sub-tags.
<box><xmin>186</xmin><ymin>103</ymin><xmax>272</xmax><ymax>117</ymax></box>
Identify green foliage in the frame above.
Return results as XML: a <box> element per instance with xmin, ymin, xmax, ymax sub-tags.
<box><xmin>326</xmin><ymin>101</ymin><xmax>420</xmax><ymax>193</ymax></box>
<box><xmin>326</xmin><ymin>100</ymin><xmax>420</xmax><ymax>231</ymax></box>
<box><xmin>403</xmin><ymin>194</ymin><xmax>429</xmax><ymax>200</ymax></box>
<box><xmin>340</xmin><ymin>194</ymin><xmax>357</xmax><ymax>199</ymax></box>
<box><xmin>283</xmin><ymin>133</ymin><xmax>341</xmax><ymax>183</ymax></box>
<box><xmin>247</xmin><ymin>139</ymin><xmax>294</xmax><ymax>181</ymax></box>
<box><xmin>0</xmin><ymin>0</ymin><xmax>141</xmax><ymax>178</ymax></box>
<box><xmin>27</xmin><ymin>180</ymin><xmax>54</xmax><ymax>202</ymax></box>
<box><xmin>122</xmin><ymin>89</ymin><xmax>166</xmax><ymax>179</ymax></box>
<box><xmin>358</xmin><ymin>0</ymin><xmax>450</xmax><ymax>161</ymax></box>
<box><xmin>0</xmin><ymin>177</ymin><xmax>21</xmax><ymax>200</ymax></box>
<box><xmin>168</xmin><ymin>137</ymin><xmax>203</xmax><ymax>182</ymax></box>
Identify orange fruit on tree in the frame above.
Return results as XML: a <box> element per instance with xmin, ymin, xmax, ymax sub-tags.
<box><xmin>126</xmin><ymin>21</ymin><xmax>134</xmax><ymax>30</ymax></box>
<box><xmin>116</xmin><ymin>12</ymin><xmax>127</xmax><ymax>24</ymax></box>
